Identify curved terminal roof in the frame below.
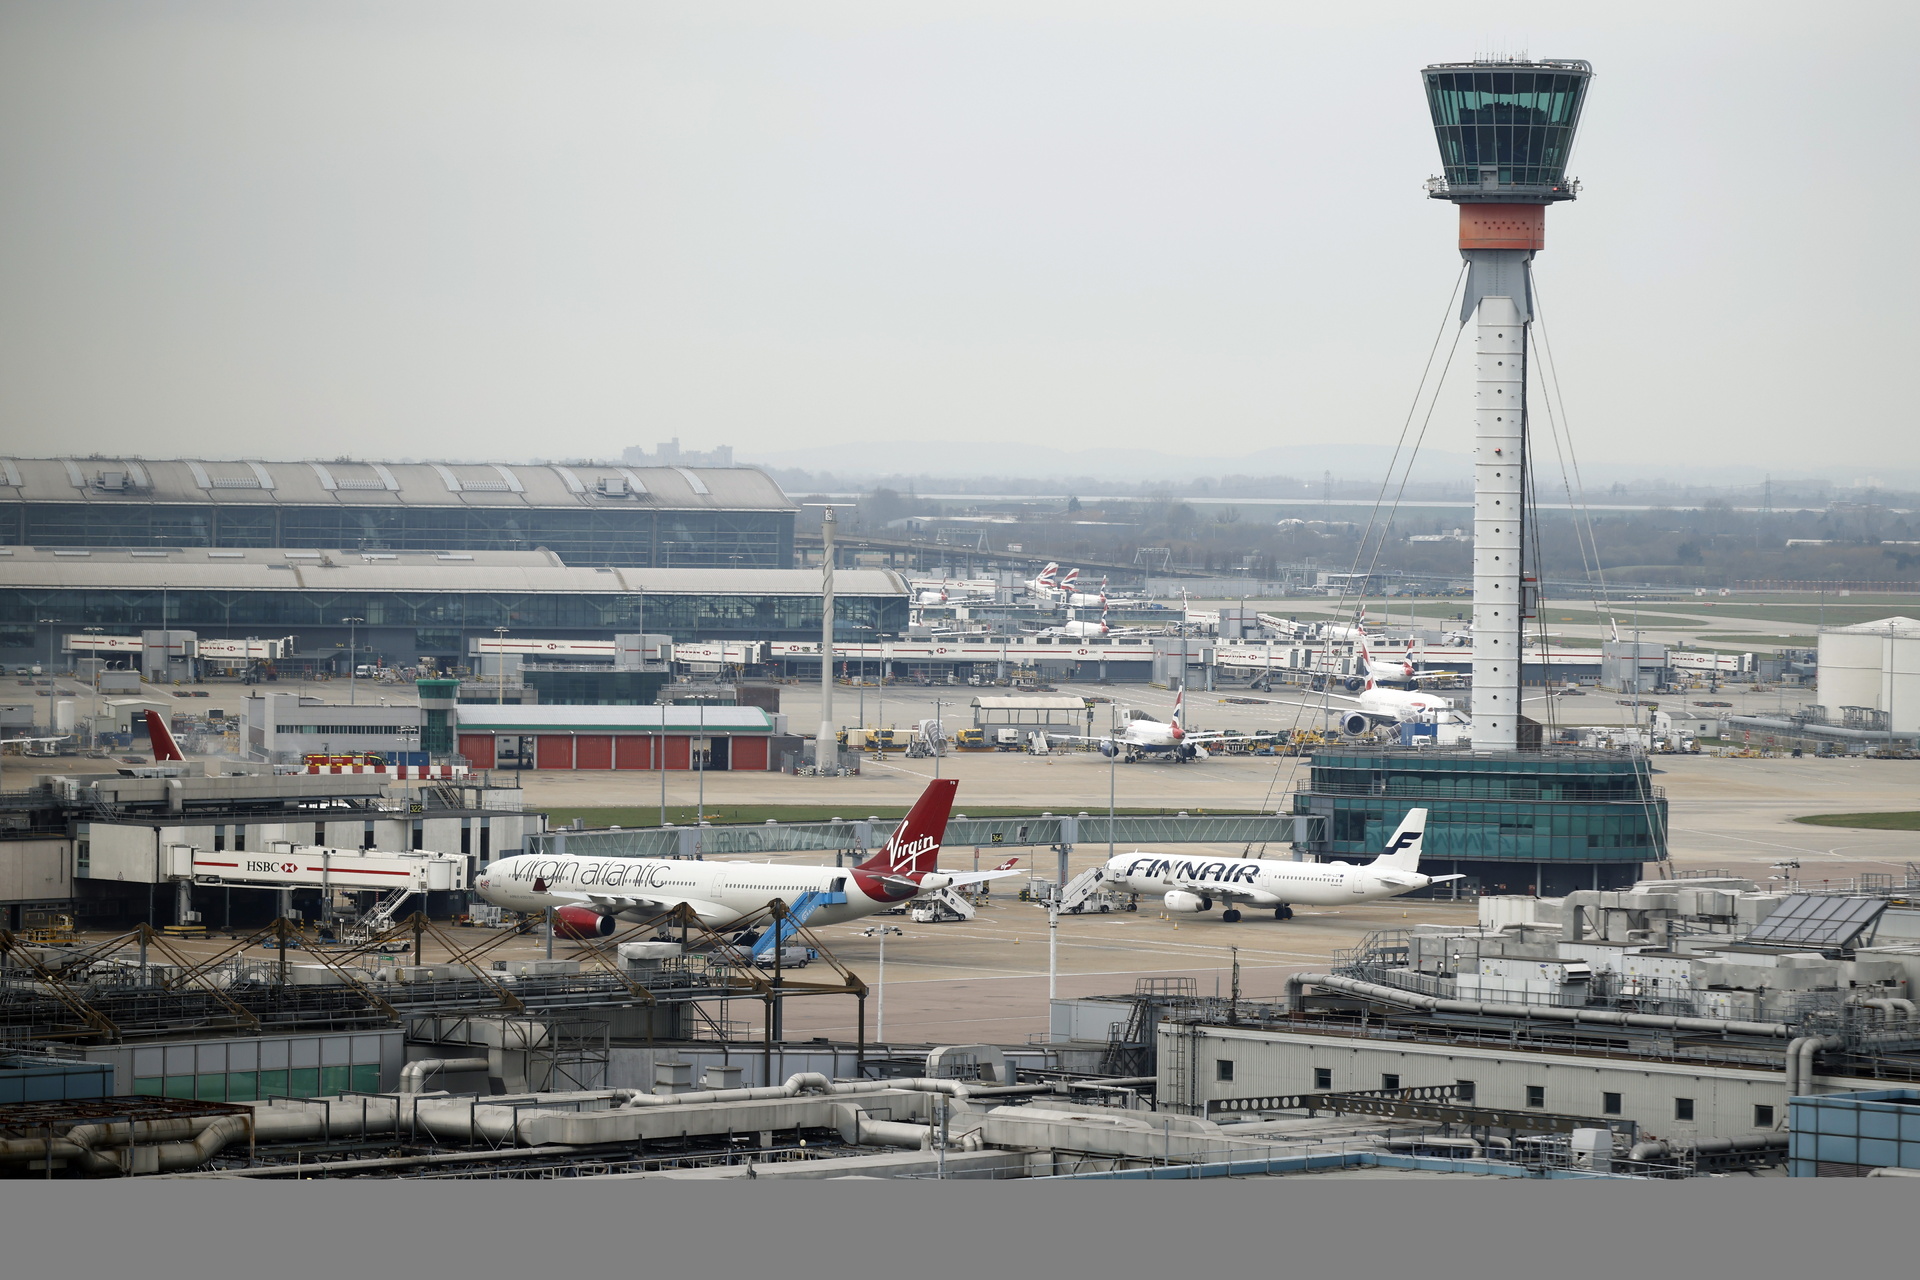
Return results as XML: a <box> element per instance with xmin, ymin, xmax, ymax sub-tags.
<box><xmin>0</xmin><ymin>457</ymin><xmax>793</xmax><ymax>513</ymax></box>
<box><xmin>0</xmin><ymin>546</ymin><xmax>903</xmax><ymax>596</ymax></box>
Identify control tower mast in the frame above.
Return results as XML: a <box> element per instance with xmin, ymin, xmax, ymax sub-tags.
<box><xmin>1421</xmin><ymin>59</ymin><xmax>1593</xmax><ymax>750</ymax></box>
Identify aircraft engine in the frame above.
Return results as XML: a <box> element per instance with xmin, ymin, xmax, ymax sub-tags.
<box><xmin>553</xmin><ymin>904</ymin><xmax>618</xmax><ymax>939</ymax></box>
<box><xmin>1343</xmin><ymin>676</ymin><xmax>1366</xmax><ymax>692</ymax></box>
<box><xmin>1341</xmin><ymin>711</ymin><xmax>1372</xmax><ymax>737</ymax></box>
<box><xmin>1163</xmin><ymin>890</ymin><xmax>1211</xmax><ymax>914</ymax></box>
<box><xmin>1099</xmin><ymin>740</ymin><xmax>1119</xmax><ymax>758</ymax></box>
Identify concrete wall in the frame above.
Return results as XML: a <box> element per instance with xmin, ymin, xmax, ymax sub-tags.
<box><xmin>1159</xmin><ymin>1023</ymin><xmax>1821</xmax><ymax>1141</ymax></box>
<box><xmin>0</xmin><ymin>838</ymin><xmax>72</xmax><ymax>904</ymax></box>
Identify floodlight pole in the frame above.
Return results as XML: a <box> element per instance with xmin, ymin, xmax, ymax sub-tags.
<box><xmin>816</xmin><ymin>505</ymin><xmax>839</xmax><ymax>773</ymax></box>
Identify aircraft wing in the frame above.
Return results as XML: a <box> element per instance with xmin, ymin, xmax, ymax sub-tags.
<box><xmin>1405</xmin><ymin>672</ymin><xmax>1466</xmax><ymax>685</ymax></box>
<box><xmin>3</xmin><ymin>734</ymin><xmax>71</xmax><ymax>745</ymax></box>
<box><xmin>549</xmin><ymin>889</ymin><xmax>731</xmax><ymax>922</ymax></box>
<box><xmin>1226</xmin><ymin>692</ymin><xmax>1366</xmax><ymax>711</ymax></box>
<box><xmin>940</xmin><ymin>869</ymin><xmax>1025</xmax><ymax>890</ymax></box>
<box><xmin>1169</xmin><ymin>879</ymin><xmax>1268</xmax><ymax>904</ymax></box>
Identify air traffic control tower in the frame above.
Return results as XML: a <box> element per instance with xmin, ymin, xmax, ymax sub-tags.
<box><xmin>1290</xmin><ymin>61</ymin><xmax>1664</xmax><ymax>897</ymax></box>
<box><xmin>1422</xmin><ymin>59</ymin><xmax>1592</xmax><ymax>750</ymax></box>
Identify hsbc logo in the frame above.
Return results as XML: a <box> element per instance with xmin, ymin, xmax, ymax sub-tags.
<box><xmin>247</xmin><ymin>860</ymin><xmax>299</xmax><ymax>874</ymax></box>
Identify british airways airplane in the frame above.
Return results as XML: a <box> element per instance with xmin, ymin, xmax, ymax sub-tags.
<box><xmin>1095</xmin><ymin>808</ymin><xmax>1459</xmax><ymax>922</ymax></box>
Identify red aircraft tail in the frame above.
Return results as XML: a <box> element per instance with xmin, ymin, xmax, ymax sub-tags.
<box><xmin>855</xmin><ymin>778</ymin><xmax>958</xmax><ymax>879</ymax></box>
<box><xmin>145</xmin><ymin>710</ymin><xmax>184</xmax><ymax>762</ymax></box>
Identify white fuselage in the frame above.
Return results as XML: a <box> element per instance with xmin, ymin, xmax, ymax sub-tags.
<box><xmin>475</xmin><ymin>855</ymin><xmax>906</xmax><ymax>929</ymax></box>
<box><xmin>1355</xmin><ymin>685</ymin><xmax>1454</xmax><ymax>720</ymax></box>
<box><xmin>1042</xmin><ymin>619</ymin><xmax>1108</xmax><ymax>639</ymax></box>
<box><xmin>1103</xmin><ymin>851</ymin><xmax>1433</xmax><ymax>907</ymax></box>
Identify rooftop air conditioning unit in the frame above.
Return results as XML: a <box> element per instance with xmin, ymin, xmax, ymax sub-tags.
<box><xmin>597</xmin><ymin>476</ymin><xmax>630</xmax><ymax>498</ymax></box>
<box><xmin>95</xmin><ymin>471</ymin><xmax>128</xmax><ymax>492</ymax></box>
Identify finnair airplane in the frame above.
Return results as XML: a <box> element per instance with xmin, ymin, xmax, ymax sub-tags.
<box><xmin>475</xmin><ymin>779</ymin><xmax>1016</xmax><ymax>935</ymax></box>
<box><xmin>1098</xmin><ymin>808</ymin><xmax>1459</xmax><ymax>921</ymax></box>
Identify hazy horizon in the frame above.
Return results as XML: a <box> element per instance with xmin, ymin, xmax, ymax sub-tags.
<box><xmin>1</xmin><ymin>2</ymin><xmax>1914</xmax><ymax>472</ymax></box>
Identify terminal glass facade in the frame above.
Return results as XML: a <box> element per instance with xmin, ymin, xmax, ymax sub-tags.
<box><xmin>1423</xmin><ymin>65</ymin><xmax>1591</xmax><ymax>189</ymax></box>
<box><xmin>0</xmin><ymin>589</ymin><xmax>907</xmax><ymax>666</ymax></box>
<box><xmin>1292</xmin><ymin>749</ymin><xmax>1666</xmax><ymax>897</ymax></box>
<box><xmin>0</xmin><ymin>503</ymin><xmax>794</xmax><ymax>568</ymax></box>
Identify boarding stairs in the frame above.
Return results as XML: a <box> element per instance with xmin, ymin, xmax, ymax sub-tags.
<box><xmin>1057</xmin><ymin>867</ymin><xmax>1107</xmax><ymax>914</ymax></box>
<box><xmin>341</xmin><ymin>887</ymin><xmax>415</xmax><ymax>945</ymax></box>
<box><xmin>749</xmin><ymin>888</ymin><xmax>846</xmax><ymax>961</ymax></box>
<box><xmin>911</xmin><ymin>886</ymin><xmax>977</xmax><ymax>923</ymax></box>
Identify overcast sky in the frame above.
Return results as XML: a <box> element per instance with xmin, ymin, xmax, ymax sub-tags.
<box><xmin>0</xmin><ymin>1</ymin><xmax>1914</xmax><ymax>477</ymax></box>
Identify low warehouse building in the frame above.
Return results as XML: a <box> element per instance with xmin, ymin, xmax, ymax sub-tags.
<box><xmin>454</xmin><ymin>705</ymin><xmax>794</xmax><ymax>771</ymax></box>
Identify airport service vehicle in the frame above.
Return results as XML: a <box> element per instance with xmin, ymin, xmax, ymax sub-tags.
<box><xmin>1099</xmin><ymin>808</ymin><xmax>1459</xmax><ymax>922</ymax></box>
<box><xmin>475</xmin><ymin>779</ymin><xmax>1017</xmax><ymax>936</ymax></box>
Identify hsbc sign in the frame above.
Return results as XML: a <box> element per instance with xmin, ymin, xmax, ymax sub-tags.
<box><xmin>192</xmin><ymin>847</ymin><xmax>467</xmax><ymax>891</ymax></box>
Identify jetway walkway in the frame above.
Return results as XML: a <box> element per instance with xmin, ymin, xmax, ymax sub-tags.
<box><xmin>527</xmin><ymin>813</ymin><xmax>1310</xmax><ymax>863</ymax></box>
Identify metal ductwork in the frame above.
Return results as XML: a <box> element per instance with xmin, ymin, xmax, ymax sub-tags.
<box><xmin>1287</xmin><ymin>972</ymin><xmax>1791</xmax><ymax>1039</ymax></box>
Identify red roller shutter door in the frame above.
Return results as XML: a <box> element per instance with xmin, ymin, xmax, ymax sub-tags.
<box><xmin>458</xmin><ymin>735</ymin><xmax>496</xmax><ymax>768</ymax></box>
<box><xmin>730</xmin><ymin>738</ymin><xmax>768</xmax><ymax>771</ymax></box>
<box><xmin>615</xmin><ymin>736</ymin><xmax>655</xmax><ymax>769</ymax></box>
<box><xmin>536</xmin><ymin>736</ymin><xmax>575</xmax><ymax>769</ymax></box>
<box><xmin>575</xmin><ymin>736</ymin><xmax>613</xmax><ymax>769</ymax></box>
<box><xmin>662</xmin><ymin>737</ymin><xmax>691</xmax><ymax>771</ymax></box>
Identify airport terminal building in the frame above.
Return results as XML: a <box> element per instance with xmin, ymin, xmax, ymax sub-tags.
<box><xmin>0</xmin><ymin>456</ymin><xmax>795</xmax><ymax>567</ymax></box>
<box><xmin>0</xmin><ymin>548</ymin><xmax>908</xmax><ymax>670</ymax></box>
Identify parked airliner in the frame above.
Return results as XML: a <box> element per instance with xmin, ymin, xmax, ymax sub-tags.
<box><xmin>475</xmin><ymin>779</ymin><xmax>1015</xmax><ymax>935</ymax></box>
<box><xmin>1098</xmin><ymin>808</ymin><xmax>1459</xmax><ymax>921</ymax></box>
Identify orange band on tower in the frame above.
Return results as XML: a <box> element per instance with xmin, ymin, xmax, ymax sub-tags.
<box><xmin>1459</xmin><ymin>204</ymin><xmax>1545</xmax><ymax>251</ymax></box>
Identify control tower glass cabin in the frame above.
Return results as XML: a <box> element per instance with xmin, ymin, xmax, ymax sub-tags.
<box><xmin>1422</xmin><ymin>60</ymin><xmax>1592</xmax><ymax>204</ymax></box>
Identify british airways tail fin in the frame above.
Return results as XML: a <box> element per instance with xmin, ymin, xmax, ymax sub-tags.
<box><xmin>1370</xmin><ymin>808</ymin><xmax>1427</xmax><ymax>871</ymax></box>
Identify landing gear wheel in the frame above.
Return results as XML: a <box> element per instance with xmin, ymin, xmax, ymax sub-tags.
<box><xmin>1221</xmin><ymin>909</ymin><xmax>1242</xmax><ymax>923</ymax></box>
<box><xmin>1279</xmin><ymin>905</ymin><xmax>1295</xmax><ymax>920</ymax></box>
<box><xmin>1274</xmin><ymin>907</ymin><xmax>1286</xmax><ymax>920</ymax></box>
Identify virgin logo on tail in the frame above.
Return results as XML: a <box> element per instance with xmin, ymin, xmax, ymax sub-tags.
<box><xmin>854</xmin><ymin>778</ymin><xmax>958</xmax><ymax>897</ymax></box>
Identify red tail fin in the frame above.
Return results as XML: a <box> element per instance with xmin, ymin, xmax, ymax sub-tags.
<box><xmin>856</xmin><ymin>778</ymin><xmax>958</xmax><ymax>878</ymax></box>
<box><xmin>145</xmin><ymin>710</ymin><xmax>184</xmax><ymax>762</ymax></box>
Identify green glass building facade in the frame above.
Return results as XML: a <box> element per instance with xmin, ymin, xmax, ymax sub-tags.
<box><xmin>0</xmin><ymin>503</ymin><xmax>792</xmax><ymax>568</ymax></box>
<box><xmin>1291</xmin><ymin>748</ymin><xmax>1666</xmax><ymax>896</ymax></box>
